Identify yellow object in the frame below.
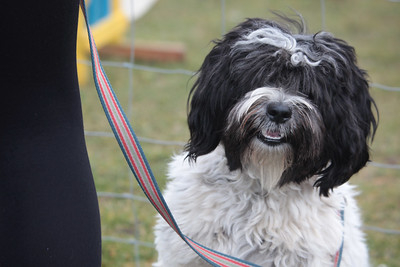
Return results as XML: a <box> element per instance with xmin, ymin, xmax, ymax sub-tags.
<box><xmin>77</xmin><ymin>0</ymin><xmax>129</xmax><ymax>84</ymax></box>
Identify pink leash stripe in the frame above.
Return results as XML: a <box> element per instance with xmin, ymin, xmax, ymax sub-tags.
<box><xmin>185</xmin><ymin>237</ymin><xmax>254</xmax><ymax>267</ymax></box>
<box><xmin>80</xmin><ymin>2</ymin><xmax>177</xmax><ymax>232</ymax></box>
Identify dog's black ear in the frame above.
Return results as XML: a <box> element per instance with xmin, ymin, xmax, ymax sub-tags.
<box><xmin>311</xmin><ymin>35</ymin><xmax>378</xmax><ymax>196</ymax></box>
<box><xmin>185</xmin><ymin>39</ymin><xmax>233</xmax><ymax>161</ymax></box>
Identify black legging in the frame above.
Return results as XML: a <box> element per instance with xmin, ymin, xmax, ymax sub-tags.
<box><xmin>0</xmin><ymin>0</ymin><xmax>101</xmax><ymax>266</ymax></box>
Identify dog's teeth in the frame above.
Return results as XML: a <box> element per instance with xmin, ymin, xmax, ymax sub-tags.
<box><xmin>268</xmin><ymin>135</ymin><xmax>281</xmax><ymax>139</ymax></box>
<box><xmin>264</xmin><ymin>130</ymin><xmax>282</xmax><ymax>139</ymax></box>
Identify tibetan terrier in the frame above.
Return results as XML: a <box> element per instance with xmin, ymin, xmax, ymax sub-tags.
<box><xmin>154</xmin><ymin>16</ymin><xmax>377</xmax><ymax>267</ymax></box>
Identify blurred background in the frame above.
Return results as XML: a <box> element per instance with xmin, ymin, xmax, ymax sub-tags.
<box><xmin>77</xmin><ymin>0</ymin><xmax>400</xmax><ymax>266</ymax></box>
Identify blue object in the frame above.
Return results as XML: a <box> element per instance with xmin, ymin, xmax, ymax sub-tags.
<box><xmin>88</xmin><ymin>0</ymin><xmax>111</xmax><ymax>25</ymax></box>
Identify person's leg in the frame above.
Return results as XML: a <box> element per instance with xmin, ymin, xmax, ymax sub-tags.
<box><xmin>0</xmin><ymin>0</ymin><xmax>101</xmax><ymax>266</ymax></box>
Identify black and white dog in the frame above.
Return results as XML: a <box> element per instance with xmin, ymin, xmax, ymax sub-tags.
<box><xmin>154</xmin><ymin>16</ymin><xmax>377</xmax><ymax>267</ymax></box>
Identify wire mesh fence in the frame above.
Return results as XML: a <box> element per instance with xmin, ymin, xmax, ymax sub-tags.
<box><xmin>80</xmin><ymin>0</ymin><xmax>400</xmax><ymax>266</ymax></box>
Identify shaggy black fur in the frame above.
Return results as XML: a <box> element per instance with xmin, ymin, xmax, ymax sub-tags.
<box><xmin>186</xmin><ymin>17</ymin><xmax>378</xmax><ymax>196</ymax></box>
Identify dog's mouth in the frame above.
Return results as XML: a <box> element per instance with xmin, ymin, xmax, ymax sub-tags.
<box><xmin>257</xmin><ymin>129</ymin><xmax>286</xmax><ymax>146</ymax></box>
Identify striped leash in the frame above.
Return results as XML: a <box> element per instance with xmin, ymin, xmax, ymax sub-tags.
<box><xmin>79</xmin><ymin>1</ymin><xmax>344</xmax><ymax>266</ymax></box>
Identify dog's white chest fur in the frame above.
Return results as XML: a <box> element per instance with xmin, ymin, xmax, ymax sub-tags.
<box><xmin>154</xmin><ymin>146</ymin><xmax>369</xmax><ymax>267</ymax></box>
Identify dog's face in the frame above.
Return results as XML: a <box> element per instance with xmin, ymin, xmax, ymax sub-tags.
<box><xmin>186</xmin><ymin>18</ymin><xmax>378</xmax><ymax>196</ymax></box>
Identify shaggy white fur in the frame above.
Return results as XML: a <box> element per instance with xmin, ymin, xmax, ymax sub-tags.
<box><xmin>154</xmin><ymin>145</ymin><xmax>369</xmax><ymax>267</ymax></box>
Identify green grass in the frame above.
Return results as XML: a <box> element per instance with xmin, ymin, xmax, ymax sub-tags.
<box><xmin>79</xmin><ymin>0</ymin><xmax>400</xmax><ymax>266</ymax></box>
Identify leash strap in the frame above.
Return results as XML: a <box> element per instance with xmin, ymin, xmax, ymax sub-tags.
<box><xmin>79</xmin><ymin>1</ymin><xmax>258</xmax><ymax>266</ymax></box>
<box><xmin>79</xmin><ymin>1</ymin><xmax>344</xmax><ymax>266</ymax></box>
<box><xmin>334</xmin><ymin>209</ymin><xmax>345</xmax><ymax>267</ymax></box>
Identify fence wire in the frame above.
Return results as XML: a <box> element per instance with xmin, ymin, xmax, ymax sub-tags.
<box><xmin>82</xmin><ymin>0</ymin><xmax>400</xmax><ymax>266</ymax></box>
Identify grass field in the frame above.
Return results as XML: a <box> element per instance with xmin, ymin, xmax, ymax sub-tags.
<box><xmin>79</xmin><ymin>0</ymin><xmax>400</xmax><ymax>266</ymax></box>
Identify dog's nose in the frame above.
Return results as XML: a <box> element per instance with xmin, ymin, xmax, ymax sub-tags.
<box><xmin>267</xmin><ymin>102</ymin><xmax>292</xmax><ymax>123</ymax></box>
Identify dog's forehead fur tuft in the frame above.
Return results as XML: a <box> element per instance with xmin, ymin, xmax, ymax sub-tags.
<box><xmin>186</xmin><ymin>17</ymin><xmax>378</xmax><ymax>196</ymax></box>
